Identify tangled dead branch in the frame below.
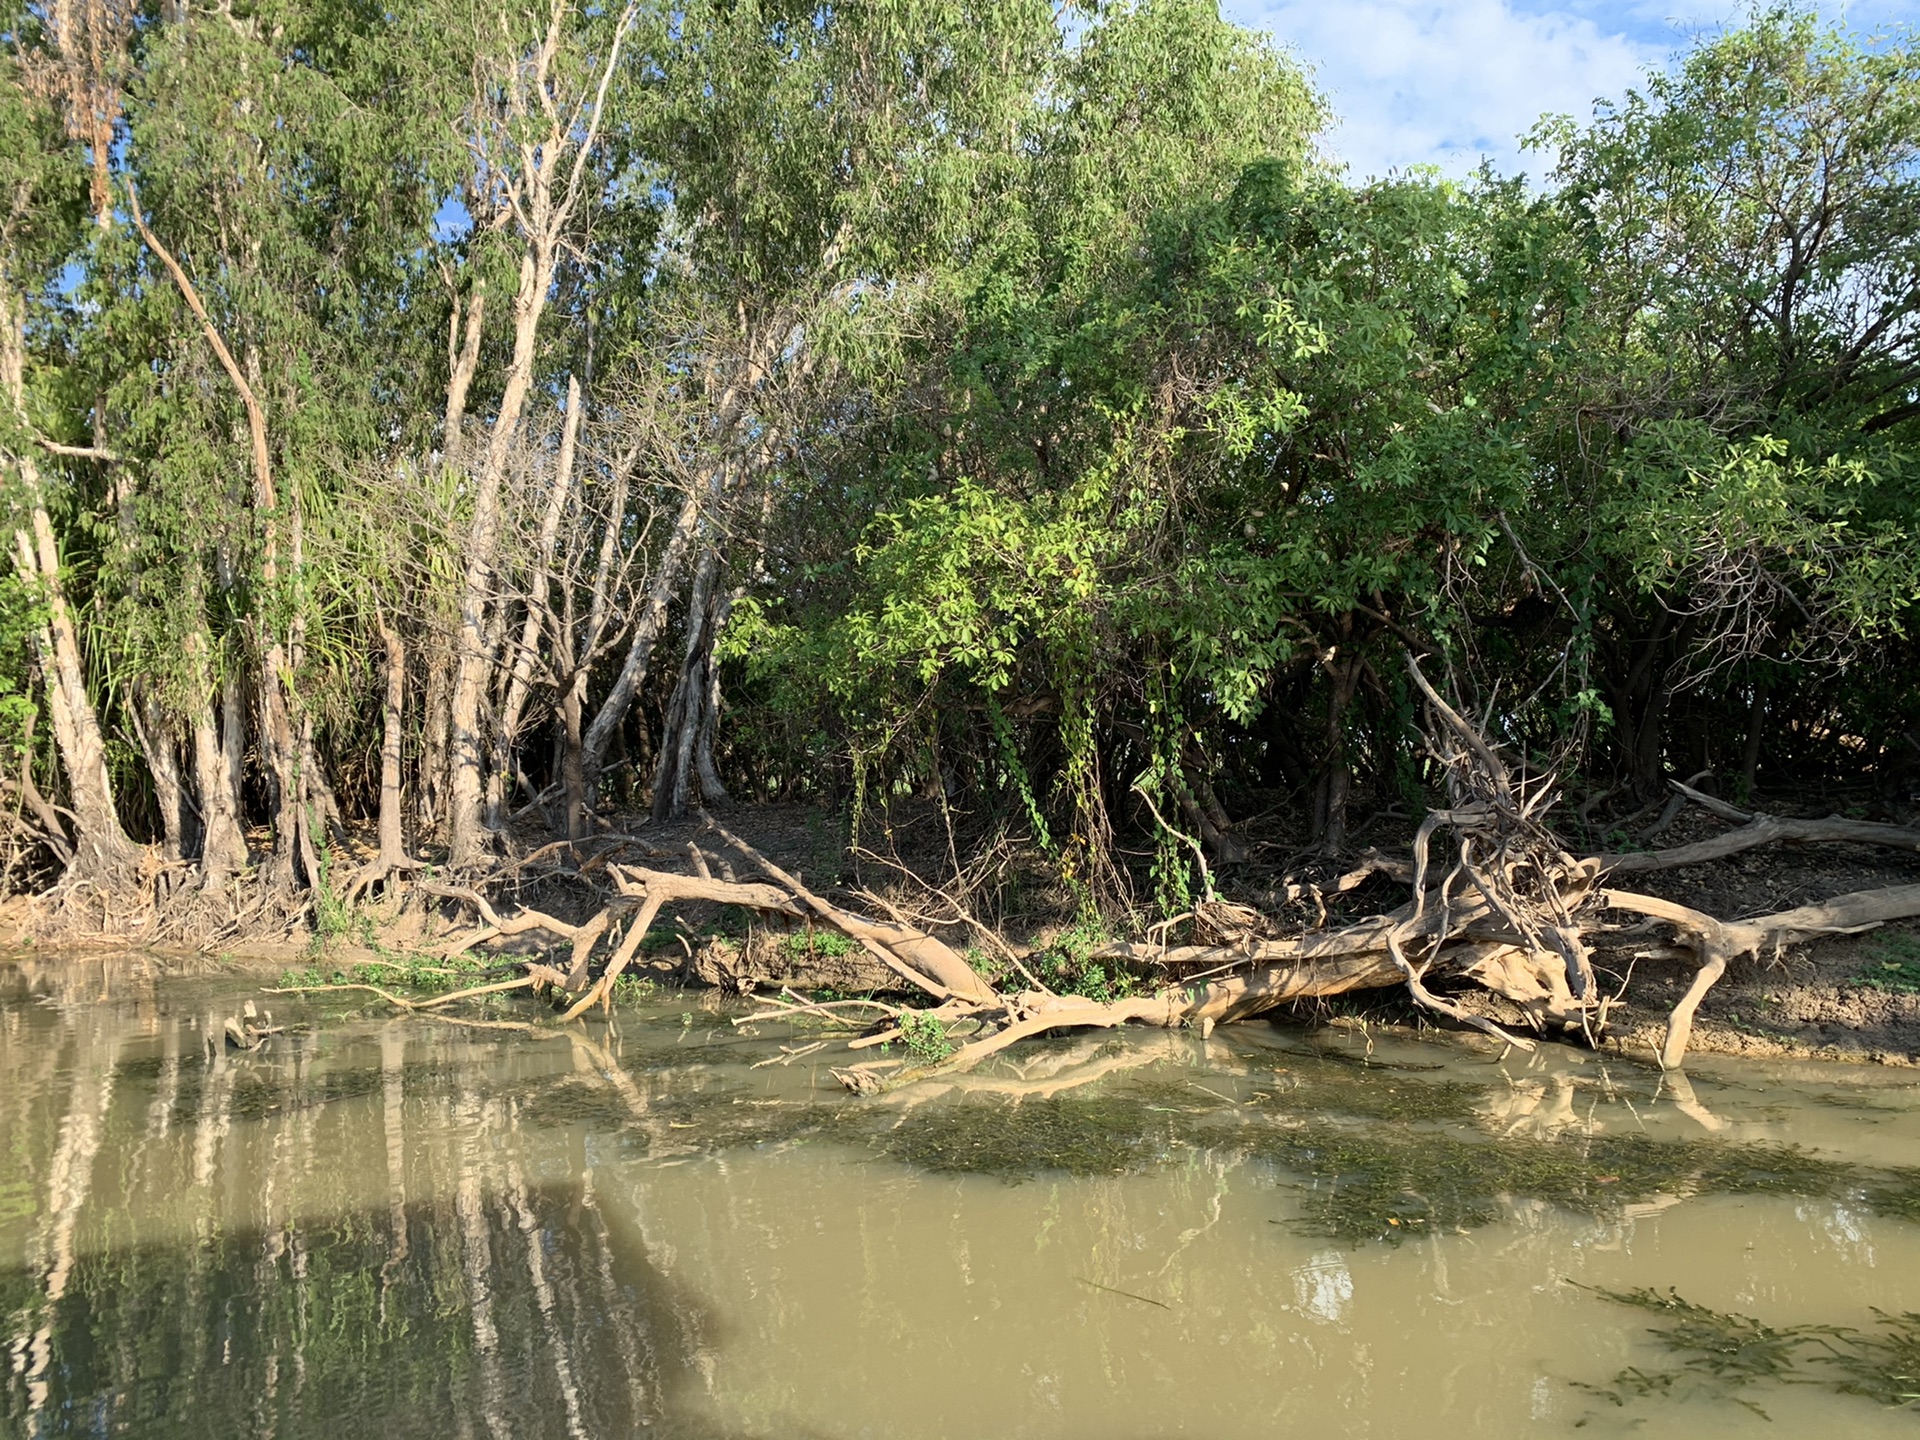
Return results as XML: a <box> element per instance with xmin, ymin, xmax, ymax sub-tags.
<box><xmin>396</xmin><ymin>659</ymin><xmax>1920</xmax><ymax>1083</ymax></box>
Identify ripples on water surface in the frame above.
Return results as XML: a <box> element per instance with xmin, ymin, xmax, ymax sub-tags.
<box><xmin>4</xmin><ymin>953</ymin><xmax>1919</xmax><ymax>1438</ymax></box>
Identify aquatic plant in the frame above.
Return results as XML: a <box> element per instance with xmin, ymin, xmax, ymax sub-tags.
<box><xmin>880</xmin><ymin>1096</ymin><xmax>1179</xmax><ymax>1179</ymax></box>
<box><xmin>1255</xmin><ymin>1058</ymin><xmax>1489</xmax><ymax>1123</ymax></box>
<box><xmin>898</xmin><ymin>1009</ymin><xmax>955</xmax><ymax>1063</ymax></box>
<box><xmin>1864</xmin><ymin>1167</ymin><xmax>1920</xmax><ymax>1224</ymax></box>
<box><xmin>1571</xmin><ymin>1285</ymin><xmax>1920</xmax><ymax>1419</ymax></box>
<box><xmin>1253</xmin><ymin>1126</ymin><xmax>1852</xmax><ymax>1243</ymax></box>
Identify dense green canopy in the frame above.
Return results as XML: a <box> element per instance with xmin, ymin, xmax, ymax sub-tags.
<box><xmin>0</xmin><ymin>2</ymin><xmax>1914</xmax><ymax>920</ymax></box>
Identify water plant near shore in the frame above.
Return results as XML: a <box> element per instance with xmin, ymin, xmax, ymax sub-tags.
<box><xmin>1570</xmin><ymin>1285</ymin><xmax>1920</xmax><ymax>1420</ymax></box>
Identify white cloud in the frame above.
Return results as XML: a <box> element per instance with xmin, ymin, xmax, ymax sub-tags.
<box><xmin>1222</xmin><ymin>0</ymin><xmax>1916</xmax><ymax>182</ymax></box>
<box><xmin>1225</xmin><ymin>0</ymin><xmax>1658</xmax><ymax>180</ymax></box>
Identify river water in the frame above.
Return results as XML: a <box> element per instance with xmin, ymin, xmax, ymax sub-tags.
<box><xmin>4</xmin><ymin>953</ymin><xmax>1918</xmax><ymax>1439</ymax></box>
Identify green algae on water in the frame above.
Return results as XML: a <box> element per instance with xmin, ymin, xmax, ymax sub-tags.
<box><xmin>521</xmin><ymin>1079</ymin><xmax>650</xmax><ymax>1132</ymax></box>
<box><xmin>1864</xmin><ymin>1166</ymin><xmax>1920</xmax><ymax>1224</ymax></box>
<box><xmin>1254</xmin><ymin>1063</ymin><xmax>1488</xmax><ymax>1123</ymax></box>
<box><xmin>521</xmin><ymin>1075</ymin><xmax>865</xmax><ymax>1153</ymax></box>
<box><xmin>652</xmin><ymin>1092</ymin><xmax>864</xmax><ymax>1151</ymax></box>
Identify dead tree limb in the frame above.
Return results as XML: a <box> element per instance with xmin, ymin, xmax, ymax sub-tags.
<box><xmin>1601</xmin><ymin>780</ymin><xmax>1920</xmax><ymax>873</ymax></box>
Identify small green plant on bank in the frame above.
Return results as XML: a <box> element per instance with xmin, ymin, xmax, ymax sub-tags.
<box><xmin>1851</xmin><ymin>933</ymin><xmax>1920</xmax><ymax>994</ymax></box>
<box><xmin>965</xmin><ymin>945</ymin><xmax>1011</xmax><ymax>987</ymax></box>
<box><xmin>779</xmin><ymin>927</ymin><xmax>855</xmax><ymax>960</ymax></box>
<box><xmin>898</xmin><ymin>1009</ymin><xmax>955</xmax><ymax>1063</ymax></box>
<box><xmin>612</xmin><ymin>972</ymin><xmax>655</xmax><ymax>1002</ymax></box>
<box><xmin>306</xmin><ymin>843</ymin><xmax>359</xmax><ymax>957</ymax></box>
<box><xmin>1034</xmin><ymin>918</ymin><xmax>1137</xmax><ymax>1003</ymax></box>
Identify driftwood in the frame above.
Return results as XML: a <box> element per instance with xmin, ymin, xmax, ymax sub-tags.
<box><xmin>403</xmin><ymin>661</ymin><xmax>1920</xmax><ymax>1082</ymax></box>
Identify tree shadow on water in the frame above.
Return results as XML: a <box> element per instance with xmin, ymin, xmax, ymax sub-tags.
<box><xmin>1</xmin><ymin>1177</ymin><xmax>769</xmax><ymax>1440</ymax></box>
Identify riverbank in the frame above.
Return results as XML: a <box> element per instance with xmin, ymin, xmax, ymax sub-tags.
<box><xmin>7</xmin><ymin>797</ymin><xmax>1918</xmax><ymax>1069</ymax></box>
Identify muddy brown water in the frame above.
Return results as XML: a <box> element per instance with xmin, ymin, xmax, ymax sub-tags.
<box><xmin>5</xmin><ymin>955</ymin><xmax>1919</xmax><ymax>1438</ymax></box>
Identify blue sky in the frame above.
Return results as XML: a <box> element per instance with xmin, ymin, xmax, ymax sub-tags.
<box><xmin>1219</xmin><ymin>0</ymin><xmax>1915</xmax><ymax>181</ymax></box>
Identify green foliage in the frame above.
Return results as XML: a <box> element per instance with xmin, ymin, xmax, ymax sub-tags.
<box><xmin>897</xmin><ymin>1009</ymin><xmax>955</xmax><ymax>1064</ymax></box>
<box><xmin>963</xmin><ymin>945</ymin><xmax>1011</xmax><ymax>988</ymax></box>
<box><xmin>304</xmin><ymin>845</ymin><xmax>366</xmax><ymax>956</ymax></box>
<box><xmin>1034</xmin><ymin>919</ymin><xmax>1137</xmax><ymax>1003</ymax></box>
<box><xmin>1851</xmin><ymin>933</ymin><xmax>1920</xmax><ymax>993</ymax></box>
<box><xmin>780</xmin><ymin>928</ymin><xmax>855</xmax><ymax>961</ymax></box>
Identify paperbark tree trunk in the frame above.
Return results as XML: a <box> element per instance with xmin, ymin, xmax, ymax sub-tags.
<box><xmin>9</xmin><ymin>499</ymin><xmax>140</xmax><ymax>882</ymax></box>
<box><xmin>378</xmin><ymin>623</ymin><xmax>408</xmax><ymax>871</ymax></box>
<box><xmin>419</xmin><ymin>647</ymin><xmax>451</xmax><ymax>836</ymax></box>
<box><xmin>187</xmin><ymin>652</ymin><xmax>248</xmax><ymax>887</ymax></box>
<box><xmin>651</xmin><ymin>547</ymin><xmax>721</xmax><ymax>823</ymax></box>
<box><xmin>442</xmin><ymin>283</ymin><xmax>486</xmax><ymax>472</ymax></box>
<box><xmin>2</xmin><ymin>285</ymin><xmax>139</xmax><ymax>882</ymax></box>
<box><xmin>582</xmin><ymin>482</ymin><xmax>703</xmax><ymax>796</ymax></box>
<box><xmin>445</xmin><ymin>239</ymin><xmax>551</xmax><ymax>862</ymax></box>
<box><xmin>692</xmin><ymin>582</ymin><xmax>739</xmax><ymax>809</ymax></box>
<box><xmin>560</xmin><ymin>683</ymin><xmax>588</xmax><ymax>840</ymax></box>
<box><xmin>443</xmin><ymin>4</ymin><xmax>639</xmax><ymax>864</ymax></box>
<box><xmin>133</xmin><ymin>692</ymin><xmax>191</xmax><ymax>862</ymax></box>
<box><xmin>488</xmin><ymin>376</ymin><xmax>583</xmax><ymax>831</ymax></box>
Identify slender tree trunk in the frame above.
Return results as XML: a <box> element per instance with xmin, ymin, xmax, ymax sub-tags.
<box><xmin>488</xmin><ymin>376</ymin><xmax>583</xmax><ymax>831</ymax></box>
<box><xmin>1312</xmin><ymin>647</ymin><xmax>1362</xmax><ymax>853</ymax></box>
<box><xmin>560</xmin><ymin>682</ymin><xmax>588</xmax><ymax>840</ymax></box>
<box><xmin>420</xmin><ymin>645</ymin><xmax>452</xmax><ymax>836</ymax></box>
<box><xmin>651</xmin><ymin>547</ymin><xmax>720</xmax><ymax>823</ymax></box>
<box><xmin>446</xmin><ymin>239</ymin><xmax>554</xmax><ymax>863</ymax></box>
<box><xmin>1741</xmin><ymin>681</ymin><xmax>1767</xmax><ymax>797</ymax></box>
<box><xmin>187</xmin><ymin>648</ymin><xmax>248</xmax><ymax>887</ymax></box>
<box><xmin>378</xmin><ymin>623</ymin><xmax>408</xmax><ymax>872</ymax></box>
<box><xmin>443</xmin><ymin>283</ymin><xmax>486</xmax><ymax>472</ymax></box>
<box><xmin>11</xmin><ymin>485</ymin><xmax>140</xmax><ymax>880</ymax></box>
<box><xmin>2</xmin><ymin>282</ymin><xmax>138</xmax><ymax>881</ymax></box>
<box><xmin>13</xmin><ymin>716</ymin><xmax>73</xmax><ymax>871</ymax></box>
<box><xmin>133</xmin><ymin>693</ymin><xmax>191</xmax><ymax>862</ymax></box>
<box><xmin>692</xmin><ymin>582</ymin><xmax>739</xmax><ymax>808</ymax></box>
<box><xmin>583</xmin><ymin>483</ymin><xmax>703</xmax><ymax>795</ymax></box>
<box><xmin>219</xmin><ymin>669</ymin><xmax>247</xmax><ymax>845</ymax></box>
